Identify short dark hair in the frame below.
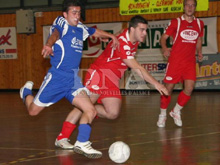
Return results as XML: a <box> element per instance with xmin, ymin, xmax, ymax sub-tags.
<box><xmin>184</xmin><ymin>0</ymin><xmax>197</xmax><ymax>7</ymax></box>
<box><xmin>128</xmin><ymin>15</ymin><xmax>148</xmax><ymax>32</ymax></box>
<box><xmin>62</xmin><ymin>0</ymin><xmax>81</xmax><ymax>12</ymax></box>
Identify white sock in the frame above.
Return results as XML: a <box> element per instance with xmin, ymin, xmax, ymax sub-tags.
<box><xmin>173</xmin><ymin>103</ymin><xmax>183</xmax><ymax>113</ymax></box>
<box><xmin>160</xmin><ymin>108</ymin><xmax>167</xmax><ymax>116</ymax></box>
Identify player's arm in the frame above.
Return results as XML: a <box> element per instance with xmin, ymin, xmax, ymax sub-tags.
<box><xmin>41</xmin><ymin>28</ymin><xmax>60</xmax><ymax>58</ymax></box>
<box><xmin>196</xmin><ymin>36</ymin><xmax>203</xmax><ymax>61</ymax></box>
<box><xmin>92</xmin><ymin>28</ymin><xmax>119</xmax><ymax>50</ymax></box>
<box><xmin>123</xmin><ymin>58</ymin><xmax>168</xmax><ymax>95</ymax></box>
<box><xmin>160</xmin><ymin>33</ymin><xmax>171</xmax><ymax>58</ymax></box>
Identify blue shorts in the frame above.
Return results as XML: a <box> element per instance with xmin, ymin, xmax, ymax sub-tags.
<box><xmin>34</xmin><ymin>67</ymin><xmax>89</xmax><ymax>107</ymax></box>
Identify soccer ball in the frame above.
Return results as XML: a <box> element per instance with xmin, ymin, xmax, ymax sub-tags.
<box><xmin>108</xmin><ymin>141</ymin><xmax>130</xmax><ymax>163</ymax></box>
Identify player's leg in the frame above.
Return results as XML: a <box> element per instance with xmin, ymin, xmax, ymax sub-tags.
<box><xmin>20</xmin><ymin>81</ymin><xmax>45</xmax><ymax>116</ymax></box>
<box><xmin>170</xmin><ymin>65</ymin><xmax>196</xmax><ymax>127</ymax></box>
<box><xmin>55</xmin><ymin>93</ymin><xmax>100</xmax><ymax>149</ymax></box>
<box><xmin>157</xmin><ymin>83</ymin><xmax>175</xmax><ymax>127</ymax></box>
<box><xmin>174</xmin><ymin>80</ymin><xmax>194</xmax><ymax>112</ymax></box>
<box><xmin>55</xmin><ymin>109</ymin><xmax>81</xmax><ymax>149</ymax></box>
<box><xmin>71</xmin><ymin>90</ymin><xmax>102</xmax><ymax>159</ymax></box>
<box><xmin>170</xmin><ymin>80</ymin><xmax>195</xmax><ymax>126</ymax></box>
<box><xmin>95</xmin><ymin>97</ymin><xmax>121</xmax><ymax>119</ymax></box>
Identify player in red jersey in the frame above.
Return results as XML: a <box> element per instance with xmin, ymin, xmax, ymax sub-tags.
<box><xmin>55</xmin><ymin>15</ymin><xmax>168</xmax><ymax>149</ymax></box>
<box><xmin>157</xmin><ymin>0</ymin><xmax>204</xmax><ymax>127</ymax></box>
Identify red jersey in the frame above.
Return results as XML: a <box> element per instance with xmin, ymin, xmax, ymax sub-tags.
<box><xmin>91</xmin><ymin>28</ymin><xmax>139</xmax><ymax>80</ymax></box>
<box><xmin>165</xmin><ymin>15</ymin><xmax>204</xmax><ymax>64</ymax></box>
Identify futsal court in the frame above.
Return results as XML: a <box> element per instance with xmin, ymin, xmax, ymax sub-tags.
<box><xmin>0</xmin><ymin>90</ymin><xmax>219</xmax><ymax>164</ymax></box>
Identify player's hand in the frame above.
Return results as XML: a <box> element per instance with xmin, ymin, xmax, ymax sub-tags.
<box><xmin>198</xmin><ymin>52</ymin><xmax>203</xmax><ymax>62</ymax></box>
<box><xmin>110</xmin><ymin>35</ymin><xmax>120</xmax><ymax>52</ymax></box>
<box><xmin>42</xmin><ymin>45</ymin><xmax>53</xmax><ymax>58</ymax></box>
<box><xmin>162</xmin><ymin>48</ymin><xmax>171</xmax><ymax>58</ymax></box>
<box><xmin>155</xmin><ymin>83</ymin><xmax>168</xmax><ymax>96</ymax></box>
<box><xmin>99</xmin><ymin>37</ymin><xmax>109</xmax><ymax>42</ymax></box>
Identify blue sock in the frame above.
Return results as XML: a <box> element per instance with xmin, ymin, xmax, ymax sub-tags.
<box><xmin>23</xmin><ymin>88</ymin><xmax>32</xmax><ymax>102</ymax></box>
<box><xmin>77</xmin><ymin>124</ymin><xmax>91</xmax><ymax>142</ymax></box>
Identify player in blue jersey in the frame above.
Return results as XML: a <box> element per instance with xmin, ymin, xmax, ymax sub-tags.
<box><xmin>20</xmin><ymin>0</ymin><xmax>119</xmax><ymax>159</ymax></box>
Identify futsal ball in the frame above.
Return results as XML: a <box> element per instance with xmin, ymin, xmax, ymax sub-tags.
<box><xmin>108</xmin><ymin>141</ymin><xmax>130</xmax><ymax>163</ymax></box>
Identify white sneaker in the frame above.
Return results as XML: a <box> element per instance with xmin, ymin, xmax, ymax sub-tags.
<box><xmin>169</xmin><ymin>110</ymin><xmax>182</xmax><ymax>127</ymax></box>
<box><xmin>73</xmin><ymin>141</ymin><xmax>102</xmax><ymax>159</ymax></box>
<box><xmin>157</xmin><ymin>114</ymin><xmax>167</xmax><ymax>127</ymax></box>
<box><xmin>55</xmin><ymin>138</ymin><xmax>74</xmax><ymax>149</ymax></box>
<box><xmin>20</xmin><ymin>81</ymin><xmax>34</xmax><ymax>100</ymax></box>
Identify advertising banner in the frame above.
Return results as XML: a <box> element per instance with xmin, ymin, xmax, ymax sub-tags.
<box><xmin>125</xmin><ymin>54</ymin><xmax>220</xmax><ymax>90</ymax></box>
<box><xmin>120</xmin><ymin>0</ymin><xmax>209</xmax><ymax>15</ymax></box>
<box><xmin>82</xmin><ymin>22</ymin><xmax>122</xmax><ymax>58</ymax></box>
<box><xmin>43</xmin><ymin>17</ymin><xmax>217</xmax><ymax>57</ymax></box>
<box><xmin>0</xmin><ymin>27</ymin><xmax>17</xmax><ymax>59</ymax></box>
<box><xmin>195</xmin><ymin>54</ymin><xmax>220</xmax><ymax>90</ymax></box>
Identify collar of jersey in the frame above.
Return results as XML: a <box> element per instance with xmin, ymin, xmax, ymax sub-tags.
<box><xmin>181</xmin><ymin>15</ymin><xmax>196</xmax><ymax>21</ymax></box>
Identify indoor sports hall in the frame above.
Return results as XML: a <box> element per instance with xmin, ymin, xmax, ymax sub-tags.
<box><xmin>0</xmin><ymin>0</ymin><xmax>220</xmax><ymax>164</ymax></box>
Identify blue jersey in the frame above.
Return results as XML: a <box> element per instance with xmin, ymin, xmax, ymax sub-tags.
<box><xmin>33</xmin><ymin>17</ymin><xmax>95</xmax><ymax>107</ymax></box>
<box><xmin>49</xmin><ymin>16</ymin><xmax>96</xmax><ymax>73</ymax></box>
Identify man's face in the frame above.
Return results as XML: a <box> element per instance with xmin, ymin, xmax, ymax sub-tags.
<box><xmin>132</xmin><ymin>23</ymin><xmax>147</xmax><ymax>43</ymax></box>
<box><xmin>63</xmin><ymin>6</ymin><xmax>81</xmax><ymax>26</ymax></box>
<box><xmin>184</xmin><ymin>0</ymin><xmax>196</xmax><ymax>17</ymax></box>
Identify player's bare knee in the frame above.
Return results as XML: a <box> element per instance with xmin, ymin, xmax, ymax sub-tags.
<box><xmin>108</xmin><ymin>111</ymin><xmax>120</xmax><ymax>120</ymax></box>
<box><xmin>87</xmin><ymin>107</ymin><xmax>97</xmax><ymax>119</ymax></box>
<box><xmin>28</xmin><ymin>110</ymin><xmax>39</xmax><ymax>116</ymax></box>
<box><xmin>184</xmin><ymin>88</ymin><xmax>193</xmax><ymax>95</ymax></box>
<box><xmin>28</xmin><ymin>107</ymin><xmax>40</xmax><ymax>116</ymax></box>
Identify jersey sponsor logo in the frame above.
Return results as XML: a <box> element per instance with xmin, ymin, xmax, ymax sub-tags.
<box><xmin>180</xmin><ymin>29</ymin><xmax>198</xmax><ymax>41</ymax></box>
<box><xmin>166</xmin><ymin>76</ymin><xmax>173</xmax><ymax>81</ymax></box>
<box><xmin>71</xmin><ymin>37</ymin><xmax>83</xmax><ymax>49</ymax></box>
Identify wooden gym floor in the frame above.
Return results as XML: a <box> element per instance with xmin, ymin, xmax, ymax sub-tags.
<box><xmin>0</xmin><ymin>91</ymin><xmax>219</xmax><ymax>165</ymax></box>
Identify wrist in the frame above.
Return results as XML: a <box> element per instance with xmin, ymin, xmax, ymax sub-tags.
<box><xmin>45</xmin><ymin>43</ymin><xmax>52</xmax><ymax>47</ymax></box>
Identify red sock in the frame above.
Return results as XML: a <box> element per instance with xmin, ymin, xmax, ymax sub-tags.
<box><xmin>57</xmin><ymin>121</ymin><xmax>77</xmax><ymax>140</ymax></box>
<box><xmin>160</xmin><ymin>95</ymin><xmax>171</xmax><ymax>109</ymax></box>
<box><xmin>177</xmin><ymin>91</ymin><xmax>191</xmax><ymax>107</ymax></box>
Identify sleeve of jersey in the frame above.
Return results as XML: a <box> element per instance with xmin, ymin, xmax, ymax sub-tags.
<box><xmin>49</xmin><ymin>16</ymin><xmax>65</xmax><ymax>37</ymax></box>
<box><xmin>119</xmin><ymin>43</ymin><xmax>134</xmax><ymax>60</ymax></box>
<box><xmin>164</xmin><ymin>19</ymin><xmax>177</xmax><ymax>36</ymax></box>
<box><xmin>77</xmin><ymin>22</ymin><xmax>96</xmax><ymax>41</ymax></box>
<box><xmin>199</xmin><ymin>20</ymin><xmax>204</xmax><ymax>37</ymax></box>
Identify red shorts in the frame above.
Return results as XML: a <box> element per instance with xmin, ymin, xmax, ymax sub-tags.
<box><xmin>164</xmin><ymin>62</ymin><xmax>196</xmax><ymax>84</ymax></box>
<box><xmin>84</xmin><ymin>67</ymin><xmax>122</xmax><ymax>103</ymax></box>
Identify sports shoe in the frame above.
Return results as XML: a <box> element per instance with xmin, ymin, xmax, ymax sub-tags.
<box><xmin>157</xmin><ymin>114</ymin><xmax>167</xmax><ymax>128</ymax></box>
<box><xmin>169</xmin><ymin>110</ymin><xmax>182</xmax><ymax>127</ymax></box>
<box><xmin>73</xmin><ymin>141</ymin><xmax>102</xmax><ymax>159</ymax></box>
<box><xmin>55</xmin><ymin>138</ymin><xmax>74</xmax><ymax>149</ymax></box>
<box><xmin>20</xmin><ymin>81</ymin><xmax>34</xmax><ymax>102</ymax></box>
